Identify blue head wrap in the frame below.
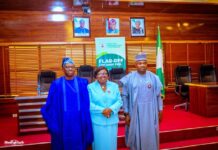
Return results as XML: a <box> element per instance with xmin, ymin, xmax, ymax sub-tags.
<box><xmin>62</xmin><ymin>57</ymin><xmax>74</xmax><ymax>67</ymax></box>
<box><xmin>135</xmin><ymin>52</ymin><xmax>147</xmax><ymax>61</ymax></box>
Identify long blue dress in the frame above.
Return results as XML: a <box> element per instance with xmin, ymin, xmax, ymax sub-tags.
<box><xmin>120</xmin><ymin>71</ymin><xmax>163</xmax><ymax>150</ymax></box>
<box><xmin>88</xmin><ymin>80</ymin><xmax>123</xmax><ymax>150</ymax></box>
<box><xmin>41</xmin><ymin>76</ymin><xmax>93</xmax><ymax>150</ymax></box>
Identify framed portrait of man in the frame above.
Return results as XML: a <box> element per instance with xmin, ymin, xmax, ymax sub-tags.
<box><xmin>106</xmin><ymin>18</ymin><xmax>120</xmax><ymax>36</ymax></box>
<box><xmin>130</xmin><ymin>17</ymin><xmax>145</xmax><ymax>37</ymax></box>
<box><xmin>73</xmin><ymin>0</ymin><xmax>90</xmax><ymax>6</ymax></box>
<box><xmin>73</xmin><ymin>17</ymin><xmax>90</xmax><ymax>37</ymax></box>
<box><xmin>73</xmin><ymin>0</ymin><xmax>83</xmax><ymax>6</ymax></box>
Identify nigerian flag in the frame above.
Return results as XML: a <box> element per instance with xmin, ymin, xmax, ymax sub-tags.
<box><xmin>156</xmin><ymin>26</ymin><xmax>165</xmax><ymax>98</ymax></box>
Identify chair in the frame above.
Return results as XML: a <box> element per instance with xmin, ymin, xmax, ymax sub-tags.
<box><xmin>174</xmin><ymin>65</ymin><xmax>191</xmax><ymax>111</ymax></box>
<box><xmin>78</xmin><ymin>65</ymin><xmax>94</xmax><ymax>83</ymax></box>
<box><xmin>199</xmin><ymin>64</ymin><xmax>216</xmax><ymax>82</ymax></box>
<box><xmin>38</xmin><ymin>70</ymin><xmax>56</xmax><ymax>94</ymax></box>
<box><xmin>109</xmin><ymin>68</ymin><xmax>126</xmax><ymax>86</ymax></box>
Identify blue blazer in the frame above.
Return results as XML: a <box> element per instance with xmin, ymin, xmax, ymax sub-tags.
<box><xmin>88</xmin><ymin>80</ymin><xmax>123</xmax><ymax>125</ymax></box>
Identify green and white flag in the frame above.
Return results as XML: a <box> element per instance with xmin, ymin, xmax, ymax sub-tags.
<box><xmin>156</xmin><ymin>26</ymin><xmax>165</xmax><ymax>98</ymax></box>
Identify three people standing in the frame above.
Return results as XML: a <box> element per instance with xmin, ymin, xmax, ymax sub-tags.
<box><xmin>42</xmin><ymin>52</ymin><xmax>163</xmax><ymax>150</ymax></box>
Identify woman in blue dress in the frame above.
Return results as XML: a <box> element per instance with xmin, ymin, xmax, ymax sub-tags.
<box><xmin>88</xmin><ymin>66</ymin><xmax>123</xmax><ymax>150</ymax></box>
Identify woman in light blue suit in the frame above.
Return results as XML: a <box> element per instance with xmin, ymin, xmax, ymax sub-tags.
<box><xmin>88</xmin><ymin>66</ymin><xmax>123</xmax><ymax>150</ymax></box>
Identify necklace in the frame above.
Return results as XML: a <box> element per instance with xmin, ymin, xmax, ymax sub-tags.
<box><xmin>101</xmin><ymin>85</ymin><xmax>107</xmax><ymax>91</ymax></box>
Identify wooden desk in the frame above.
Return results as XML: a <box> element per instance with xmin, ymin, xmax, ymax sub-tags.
<box><xmin>15</xmin><ymin>95</ymin><xmax>48</xmax><ymax>134</ymax></box>
<box><xmin>186</xmin><ymin>82</ymin><xmax>218</xmax><ymax>117</ymax></box>
<box><xmin>0</xmin><ymin>95</ymin><xmax>18</xmax><ymax>116</ymax></box>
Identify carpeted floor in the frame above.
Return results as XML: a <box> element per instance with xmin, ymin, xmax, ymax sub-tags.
<box><xmin>0</xmin><ymin>104</ymin><xmax>218</xmax><ymax>147</ymax></box>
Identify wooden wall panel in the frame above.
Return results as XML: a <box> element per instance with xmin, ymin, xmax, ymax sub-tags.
<box><xmin>7</xmin><ymin>43</ymin><xmax>158</xmax><ymax>95</ymax></box>
<box><xmin>85</xmin><ymin>44</ymin><xmax>96</xmax><ymax>66</ymax></box>
<box><xmin>0</xmin><ymin>11</ymin><xmax>218</xmax><ymax>43</ymax></box>
<box><xmin>165</xmin><ymin>43</ymin><xmax>217</xmax><ymax>85</ymax></box>
<box><xmin>165</xmin><ymin>63</ymin><xmax>172</xmax><ymax>85</ymax></box>
<box><xmin>1</xmin><ymin>1</ymin><xmax>218</xmax><ymax>14</ymax></box>
<box><xmin>214</xmin><ymin>43</ymin><xmax>218</xmax><ymax>80</ymax></box>
<box><xmin>0</xmin><ymin>46</ymin><xmax>10</xmax><ymax>95</ymax></box>
<box><xmin>3</xmin><ymin>42</ymin><xmax>218</xmax><ymax>95</ymax></box>
<box><xmin>205</xmin><ymin>43</ymin><xmax>214</xmax><ymax>64</ymax></box>
<box><xmin>170</xmin><ymin>43</ymin><xmax>188</xmax><ymax>62</ymax></box>
<box><xmin>0</xmin><ymin>48</ymin><xmax>4</xmax><ymax>94</ymax></box>
<box><xmin>0</xmin><ymin>1</ymin><xmax>218</xmax><ymax>96</ymax></box>
<box><xmin>188</xmin><ymin>43</ymin><xmax>205</xmax><ymax>81</ymax></box>
<box><xmin>164</xmin><ymin>44</ymin><xmax>172</xmax><ymax>84</ymax></box>
<box><xmin>188</xmin><ymin>43</ymin><xmax>205</xmax><ymax>62</ymax></box>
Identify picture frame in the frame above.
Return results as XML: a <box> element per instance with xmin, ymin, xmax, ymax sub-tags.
<box><xmin>130</xmin><ymin>17</ymin><xmax>145</xmax><ymax>37</ymax></box>
<box><xmin>106</xmin><ymin>18</ymin><xmax>120</xmax><ymax>36</ymax></box>
<box><xmin>73</xmin><ymin>17</ymin><xmax>90</xmax><ymax>37</ymax></box>
<box><xmin>73</xmin><ymin>0</ymin><xmax>83</xmax><ymax>6</ymax></box>
<box><xmin>73</xmin><ymin>0</ymin><xmax>90</xmax><ymax>6</ymax></box>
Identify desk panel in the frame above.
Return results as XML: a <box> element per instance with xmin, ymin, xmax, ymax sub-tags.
<box><xmin>188</xmin><ymin>83</ymin><xmax>218</xmax><ymax>117</ymax></box>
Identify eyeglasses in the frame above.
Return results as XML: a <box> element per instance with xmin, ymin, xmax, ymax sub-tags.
<box><xmin>97</xmin><ymin>72</ymin><xmax>108</xmax><ymax>76</ymax></box>
<box><xmin>64</xmin><ymin>66</ymin><xmax>76</xmax><ymax>70</ymax></box>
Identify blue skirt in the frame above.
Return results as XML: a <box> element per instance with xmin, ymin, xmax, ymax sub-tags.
<box><xmin>92</xmin><ymin>123</ymin><xmax>118</xmax><ymax>150</ymax></box>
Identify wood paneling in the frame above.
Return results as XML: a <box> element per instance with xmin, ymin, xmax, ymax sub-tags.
<box><xmin>170</xmin><ymin>43</ymin><xmax>188</xmax><ymax>62</ymax></box>
<box><xmin>0</xmin><ymin>1</ymin><xmax>218</xmax><ymax>96</ymax></box>
<box><xmin>189</xmin><ymin>83</ymin><xmax>218</xmax><ymax>117</ymax></box>
<box><xmin>214</xmin><ymin>43</ymin><xmax>218</xmax><ymax>81</ymax></box>
<box><xmin>8</xmin><ymin>43</ymin><xmax>157</xmax><ymax>95</ymax></box>
<box><xmin>188</xmin><ymin>43</ymin><xmax>205</xmax><ymax>62</ymax></box>
<box><xmin>0</xmin><ymin>98</ymin><xmax>17</xmax><ymax>116</ymax></box>
<box><xmin>0</xmin><ymin>0</ymin><xmax>71</xmax><ymax>11</ymax></box>
<box><xmin>0</xmin><ymin>12</ymin><xmax>218</xmax><ymax>43</ymax></box>
<box><xmin>0</xmin><ymin>46</ymin><xmax>10</xmax><ymax>95</ymax></box>
<box><xmin>165</xmin><ymin>43</ymin><xmax>217</xmax><ymax>85</ymax></box>
<box><xmin>1</xmin><ymin>1</ymin><xmax>218</xmax><ymax>14</ymax></box>
<box><xmin>6</xmin><ymin>41</ymin><xmax>217</xmax><ymax>96</ymax></box>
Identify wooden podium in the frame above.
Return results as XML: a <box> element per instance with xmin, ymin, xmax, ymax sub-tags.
<box><xmin>186</xmin><ymin>82</ymin><xmax>218</xmax><ymax>117</ymax></box>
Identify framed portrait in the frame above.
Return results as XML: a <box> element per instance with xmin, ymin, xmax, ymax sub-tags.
<box><xmin>73</xmin><ymin>17</ymin><xmax>90</xmax><ymax>37</ymax></box>
<box><xmin>73</xmin><ymin>0</ymin><xmax>90</xmax><ymax>6</ymax></box>
<box><xmin>130</xmin><ymin>17</ymin><xmax>145</xmax><ymax>37</ymax></box>
<box><xmin>106</xmin><ymin>18</ymin><xmax>120</xmax><ymax>36</ymax></box>
<box><xmin>73</xmin><ymin>0</ymin><xmax>83</xmax><ymax>6</ymax></box>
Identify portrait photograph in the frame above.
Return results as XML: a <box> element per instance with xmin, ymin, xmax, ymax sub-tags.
<box><xmin>73</xmin><ymin>0</ymin><xmax>83</xmax><ymax>6</ymax></box>
<box><xmin>73</xmin><ymin>17</ymin><xmax>90</xmax><ymax>37</ymax></box>
<box><xmin>130</xmin><ymin>18</ymin><xmax>145</xmax><ymax>37</ymax></box>
<box><xmin>106</xmin><ymin>18</ymin><xmax>120</xmax><ymax>36</ymax></box>
<box><xmin>73</xmin><ymin>0</ymin><xmax>90</xmax><ymax>6</ymax></box>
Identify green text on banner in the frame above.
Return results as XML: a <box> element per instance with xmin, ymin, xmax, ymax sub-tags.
<box><xmin>95</xmin><ymin>37</ymin><xmax>126</xmax><ymax>71</ymax></box>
